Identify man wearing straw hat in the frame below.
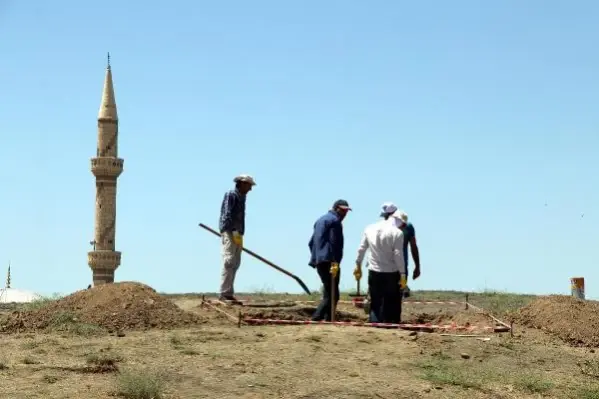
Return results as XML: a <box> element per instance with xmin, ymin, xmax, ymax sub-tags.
<box><xmin>308</xmin><ymin>199</ymin><xmax>352</xmax><ymax>321</ymax></box>
<box><xmin>355</xmin><ymin>209</ymin><xmax>407</xmax><ymax>323</ymax></box>
<box><xmin>218</xmin><ymin>174</ymin><xmax>256</xmax><ymax>302</ymax></box>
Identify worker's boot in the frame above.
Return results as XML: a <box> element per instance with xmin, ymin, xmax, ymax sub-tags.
<box><xmin>219</xmin><ymin>295</ymin><xmax>242</xmax><ymax>305</ymax></box>
<box><xmin>363</xmin><ymin>295</ymin><xmax>371</xmax><ymax>315</ymax></box>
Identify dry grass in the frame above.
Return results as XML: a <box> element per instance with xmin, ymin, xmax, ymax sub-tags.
<box><xmin>0</xmin><ymin>290</ymin><xmax>597</xmax><ymax>398</ymax></box>
<box><xmin>116</xmin><ymin>369</ymin><xmax>166</xmax><ymax>399</ymax></box>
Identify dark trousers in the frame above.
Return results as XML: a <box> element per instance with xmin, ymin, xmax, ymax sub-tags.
<box><xmin>368</xmin><ymin>270</ymin><xmax>402</xmax><ymax>324</ymax></box>
<box><xmin>311</xmin><ymin>262</ymin><xmax>340</xmax><ymax>321</ymax></box>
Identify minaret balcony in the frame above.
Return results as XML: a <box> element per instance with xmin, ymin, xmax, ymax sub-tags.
<box><xmin>91</xmin><ymin>157</ymin><xmax>124</xmax><ymax>178</ymax></box>
<box><xmin>88</xmin><ymin>250</ymin><xmax>121</xmax><ymax>270</ymax></box>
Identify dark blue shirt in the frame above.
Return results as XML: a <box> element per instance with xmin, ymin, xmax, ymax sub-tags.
<box><xmin>401</xmin><ymin>222</ymin><xmax>415</xmax><ymax>267</ymax></box>
<box><xmin>308</xmin><ymin>211</ymin><xmax>344</xmax><ymax>267</ymax></box>
<box><xmin>219</xmin><ymin>189</ymin><xmax>246</xmax><ymax>235</ymax></box>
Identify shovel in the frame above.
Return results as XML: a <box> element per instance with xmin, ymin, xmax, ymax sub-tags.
<box><xmin>349</xmin><ymin>279</ymin><xmax>362</xmax><ymax>297</ymax></box>
<box><xmin>198</xmin><ymin>223</ymin><xmax>312</xmax><ymax>295</ymax></box>
<box><xmin>349</xmin><ymin>262</ymin><xmax>366</xmax><ymax>297</ymax></box>
<box><xmin>349</xmin><ymin>262</ymin><xmax>366</xmax><ymax>308</ymax></box>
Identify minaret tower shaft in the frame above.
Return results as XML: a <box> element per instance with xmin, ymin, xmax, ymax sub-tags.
<box><xmin>5</xmin><ymin>262</ymin><xmax>10</xmax><ymax>289</ymax></box>
<box><xmin>87</xmin><ymin>53</ymin><xmax>124</xmax><ymax>285</ymax></box>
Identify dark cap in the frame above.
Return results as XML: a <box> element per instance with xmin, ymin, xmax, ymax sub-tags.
<box><xmin>332</xmin><ymin>199</ymin><xmax>352</xmax><ymax>211</ymax></box>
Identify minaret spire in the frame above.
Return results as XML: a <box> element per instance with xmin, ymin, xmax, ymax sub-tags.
<box><xmin>6</xmin><ymin>261</ymin><xmax>11</xmax><ymax>289</ymax></box>
<box><xmin>88</xmin><ymin>54</ymin><xmax>124</xmax><ymax>286</ymax></box>
<box><xmin>98</xmin><ymin>53</ymin><xmax>118</xmax><ymax>121</ymax></box>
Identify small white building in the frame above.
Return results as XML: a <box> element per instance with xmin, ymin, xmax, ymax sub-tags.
<box><xmin>0</xmin><ymin>263</ymin><xmax>42</xmax><ymax>304</ymax></box>
<box><xmin>0</xmin><ymin>288</ymin><xmax>42</xmax><ymax>303</ymax></box>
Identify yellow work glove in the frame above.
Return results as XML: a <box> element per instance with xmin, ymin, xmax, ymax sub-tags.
<box><xmin>232</xmin><ymin>231</ymin><xmax>243</xmax><ymax>247</ymax></box>
<box><xmin>399</xmin><ymin>274</ymin><xmax>407</xmax><ymax>290</ymax></box>
<box><xmin>353</xmin><ymin>264</ymin><xmax>362</xmax><ymax>281</ymax></box>
<box><xmin>330</xmin><ymin>262</ymin><xmax>340</xmax><ymax>278</ymax></box>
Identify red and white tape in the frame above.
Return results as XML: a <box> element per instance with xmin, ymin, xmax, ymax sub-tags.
<box><xmin>298</xmin><ymin>300</ymin><xmax>464</xmax><ymax>306</ymax></box>
<box><xmin>243</xmin><ymin>318</ymin><xmax>509</xmax><ymax>332</ymax></box>
<box><xmin>391</xmin><ymin>300</ymin><xmax>463</xmax><ymax>305</ymax></box>
<box><xmin>208</xmin><ymin>299</ymin><xmax>465</xmax><ymax>306</ymax></box>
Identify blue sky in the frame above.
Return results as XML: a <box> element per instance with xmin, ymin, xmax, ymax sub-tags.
<box><xmin>0</xmin><ymin>1</ymin><xmax>597</xmax><ymax>298</ymax></box>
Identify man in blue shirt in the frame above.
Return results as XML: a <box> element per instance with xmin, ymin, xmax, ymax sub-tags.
<box><xmin>218</xmin><ymin>174</ymin><xmax>256</xmax><ymax>302</ymax></box>
<box><xmin>308</xmin><ymin>199</ymin><xmax>352</xmax><ymax>321</ymax></box>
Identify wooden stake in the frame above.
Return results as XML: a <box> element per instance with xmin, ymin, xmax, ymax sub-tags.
<box><xmin>331</xmin><ymin>271</ymin><xmax>336</xmax><ymax>322</ymax></box>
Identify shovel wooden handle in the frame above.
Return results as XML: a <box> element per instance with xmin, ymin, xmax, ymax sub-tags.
<box><xmin>198</xmin><ymin>223</ymin><xmax>312</xmax><ymax>295</ymax></box>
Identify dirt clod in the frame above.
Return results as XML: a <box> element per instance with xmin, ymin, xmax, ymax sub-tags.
<box><xmin>0</xmin><ymin>282</ymin><xmax>205</xmax><ymax>333</ymax></box>
<box><xmin>515</xmin><ymin>295</ymin><xmax>599</xmax><ymax>347</ymax></box>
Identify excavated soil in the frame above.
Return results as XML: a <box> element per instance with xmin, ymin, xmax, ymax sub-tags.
<box><xmin>0</xmin><ymin>282</ymin><xmax>205</xmax><ymax>333</ymax></box>
<box><xmin>243</xmin><ymin>305</ymin><xmax>365</xmax><ymax>322</ymax></box>
<box><xmin>515</xmin><ymin>295</ymin><xmax>599</xmax><ymax>347</ymax></box>
<box><xmin>406</xmin><ymin>310</ymin><xmax>493</xmax><ymax>326</ymax></box>
<box><xmin>224</xmin><ymin>301</ymin><xmax>496</xmax><ymax>327</ymax></box>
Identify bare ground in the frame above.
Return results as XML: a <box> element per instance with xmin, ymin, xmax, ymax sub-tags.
<box><xmin>1</xmin><ymin>286</ymin><xmax>599</xmax><ymax>399</ymax></box>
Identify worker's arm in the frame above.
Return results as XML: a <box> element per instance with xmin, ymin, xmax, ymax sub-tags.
<box><xmin>308</xmin><ymin>222</ymin><xmax>316</xmax><ymax>251</ymax></box>
<box><xmin>219</xmin><ymin>191</ymin><xmax>238</xmax><ymax>232</ymax></box>
<box><xmin>329</xmin><ymin>220</ymin><xmax>344</xmax><ymax>263</ymax></box>
<box><xmin>393</xmin><ymin>232</ymin><xmax>407</xmax><ymax>276</ymax></box>
<box><xmin>311</xmin><ymin>219</ymin><xmax>329</xmax><ymax>247</ymax></box>
<box><xmin>355</xmin><ymin>230</ymin><xmax>369</xmax><ymax>266</ymax></box>
<box><xmin>408</xmin><ymin>224</ymin><xmax>421</xmax><ymax>279</ymax></box>
<box><xmin>309</xmin><ymin>219</ymin><xmax>327</xmax><ymax>249</ymax></box>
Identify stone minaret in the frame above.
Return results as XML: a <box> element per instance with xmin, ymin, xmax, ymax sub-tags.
<box><xmin>5</xmin><ymin>262</ymin><xmax>10</xmax><ymax>289</ymax></box>
<box><xmin>88</xmin><ymin>53</ymin><xmax>124</xmax><ymax>286</ymax></box>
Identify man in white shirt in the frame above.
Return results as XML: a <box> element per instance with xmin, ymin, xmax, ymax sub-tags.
<box><xmin>379</xmin><ymin>202</ymin><xmax>421</xmax><ymax>296</ymax></box>
<box><xmin>355</xmin><ymin>209</ymin><xmax>407</xmax><ymax>323</ymax></box>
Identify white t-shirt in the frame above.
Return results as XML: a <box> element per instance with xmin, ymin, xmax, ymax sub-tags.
<box><xmin>355</xmin><ymin>219</ymin><xmax>406</xmax><ymax>274</ymax></box>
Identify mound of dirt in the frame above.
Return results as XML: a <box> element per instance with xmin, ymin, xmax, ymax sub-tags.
<box><xmin>515</xmin><ymin>295</ymin><xmax>599</xmax><ymax>347</ymax></box>
<box><xmin>0</xmin><ymin>282</ymin><xmax>205</xmax><ymax>333</ymax></box>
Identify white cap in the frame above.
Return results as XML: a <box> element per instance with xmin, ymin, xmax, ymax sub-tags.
<box><xmin>390</xmin><ymin>209</ymin><xmax>408</xmax><ymax>226</ymax></box>
<box><xmin>233</xmin><ymin>174</ymin><xmax>256</xmax><ymax>186</ymax></box>
<box><xmin>380</xmin><ymin>202</ymin><xmax>398</xmax><ymax>216</ymax></box>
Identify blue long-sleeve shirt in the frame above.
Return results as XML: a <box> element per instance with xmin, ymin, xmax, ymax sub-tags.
<box><xmin>219</xmin><ymin>189</ymin><xmax>246</xmax><ymax>235</ymax></box>
<box><xmin>308</xmin><ymin>210</ymin><xmax>344</xmax><ymax>267</ymax></box>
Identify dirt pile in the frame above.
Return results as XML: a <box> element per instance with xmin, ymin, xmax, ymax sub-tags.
<box><xmin>515</xmin><ymin>295</ymin><xmax>599</xmax><ymax>347</ymax></box>
<box><xmin>0</xmin><ymin>282</ymin><xmax>205</xmax><ymax>333</ymax></box>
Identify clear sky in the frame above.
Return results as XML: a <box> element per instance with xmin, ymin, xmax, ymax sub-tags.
<box><xmin>0</xmin><ymin>1</ymin><xmax>597</xmax><ymax>298</ymax></box>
